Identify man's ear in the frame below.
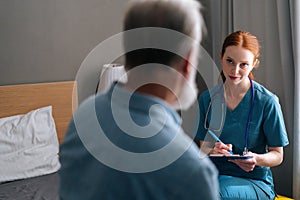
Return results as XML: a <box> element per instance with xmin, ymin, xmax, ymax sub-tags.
<box><xmin>180</xmin><ymin>50</ymin><xmax>193</xmax><ymax>78</ymax></box>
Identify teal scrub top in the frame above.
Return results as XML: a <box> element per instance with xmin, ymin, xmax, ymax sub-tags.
<box><xmin>196</xmin><ymin>81</ymin><xmax>289</xmax><ymax>191</ymax></box>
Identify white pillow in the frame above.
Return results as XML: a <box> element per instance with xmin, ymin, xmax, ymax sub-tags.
<box><xmin>0</xmin><ymin>106</ymin><xmax>60</xmax><ymax>183</ymax></box>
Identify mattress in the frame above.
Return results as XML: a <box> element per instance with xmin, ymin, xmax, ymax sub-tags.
<box><xmin>0</xmin><ymin>172</ymin><xmax>59</xmax><ymax>200</ymax></box>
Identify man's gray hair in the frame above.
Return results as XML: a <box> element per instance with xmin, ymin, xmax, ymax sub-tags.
<box><xmin>123</xmin><ymin>0</ymin><xmax>205</xmax><ymax>69</ymax></box>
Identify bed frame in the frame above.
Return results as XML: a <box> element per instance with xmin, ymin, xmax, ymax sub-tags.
<box><xmin>0</xmin><ymin>81</ymin><xmax>78</xmax><ymax>144</ymax></box>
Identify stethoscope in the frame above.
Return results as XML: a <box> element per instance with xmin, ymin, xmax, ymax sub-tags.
<box><xmin>204</xmin><ymin>77</ymin><xmax>255</xmax><ymax>155</ymax></box>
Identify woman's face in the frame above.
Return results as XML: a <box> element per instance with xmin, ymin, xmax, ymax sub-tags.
<box><xmin>221</xmin><ymin>45</ymin><xmax>255</xmax><ymax>85</ymax></box>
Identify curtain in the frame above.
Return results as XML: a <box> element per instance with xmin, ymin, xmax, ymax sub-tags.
<box><xmin>291</xmin><ymin>0</ymin><xmax>300</xmax><ymax>199</ymax></box>
<box><xmin>201</xmin><ymin>0</ymin><xmax>297</xmax><ymax>197</ymax></box>
<box><xmin>200</xmin><ymin>0</ymin><xmax>233</xmax><ymax>68</ymax></box>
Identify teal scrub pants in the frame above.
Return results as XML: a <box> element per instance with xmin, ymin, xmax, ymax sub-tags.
<box><xmin>219</xmin><ymin>175</ymin><xmax>275</xmax><ymax>200</ymax></box>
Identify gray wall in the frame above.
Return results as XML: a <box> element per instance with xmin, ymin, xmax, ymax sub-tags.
<box><xmin>0</xmin><ymin>0</ymin><xmax>128</xmax><ymax>103</ymax></box>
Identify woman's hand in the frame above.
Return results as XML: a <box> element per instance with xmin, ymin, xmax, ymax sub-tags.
<box><xmin>229</xmin><ymin>151</ymin><xmax>257</xmax><ymax>172</ymax></box>
<box><xmin>210</xmin><ymin>142</ymin><xmax>232</xmax><ymax>155</ymax></box>
<box><xmin>230</xmin><ymin>147</ymin><xmax>283</xmax><ymax>172</ymax></box>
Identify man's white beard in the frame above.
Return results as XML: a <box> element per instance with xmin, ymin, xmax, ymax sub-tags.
<box><xmin>171</xmin><ymin>70</ymin><xmax>198</xmax><ymax>111</ymax></box>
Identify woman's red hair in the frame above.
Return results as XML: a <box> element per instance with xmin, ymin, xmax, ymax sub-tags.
<box><xmin>220</xmin><ymin>31</ymin><xmax>260</xmax><ymax>81</ymax></box>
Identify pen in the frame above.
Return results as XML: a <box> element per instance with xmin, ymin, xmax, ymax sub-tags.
<box><xmin>207</xmin><ymin>129</ymin><xmax>233</xmax><ymax>154</ymax></box>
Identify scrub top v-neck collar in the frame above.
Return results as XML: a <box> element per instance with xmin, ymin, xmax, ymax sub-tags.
<box><xmin>226</xmin><ymin>87</ymin><xmax>252</xmax><ymax>114</ymax></box>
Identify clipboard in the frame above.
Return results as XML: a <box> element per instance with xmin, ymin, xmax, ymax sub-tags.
<box><xmin>209</xmin><ymin>154</ymin><xmax>253</xmax><ymax>161</ymax></box>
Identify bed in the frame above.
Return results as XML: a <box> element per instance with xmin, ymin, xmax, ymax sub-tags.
<box><xmin>0</xmin><ymin>81</ymin><xmax>77</xmax><ymax>200</ymax></box>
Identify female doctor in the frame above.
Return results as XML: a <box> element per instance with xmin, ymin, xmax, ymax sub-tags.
<box><xmin>196</xmin><ymin>31</ymin><xmax>289</xmax><ymax>200</ymax></box>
